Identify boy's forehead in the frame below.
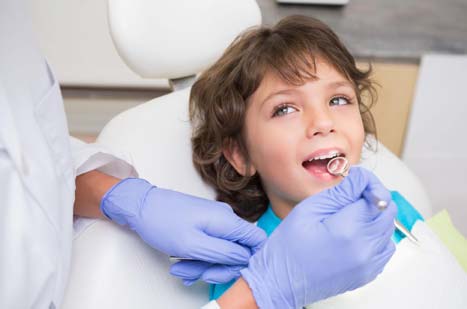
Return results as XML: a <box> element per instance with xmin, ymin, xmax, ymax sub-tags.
<box><xmin>254</xmin><ymin>61</ymin><xmax>353</xmax><ymax>100</ymax></box>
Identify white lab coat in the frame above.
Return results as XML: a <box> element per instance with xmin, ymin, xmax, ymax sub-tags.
<box><xmin>0</xmin><ymin>1</ymin><xmax>135</xmax><ymax>308</ymax></box>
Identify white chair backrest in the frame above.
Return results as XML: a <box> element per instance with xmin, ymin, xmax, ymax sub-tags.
<box><xmin>98</xmin><ymin>87</ymin><xmax>216</xmax><ymax>199</ymax></box>
<box><xmin>108</xmin><ymin>0</ymin><xmax>262</xmax><ymax>79</ymax></box>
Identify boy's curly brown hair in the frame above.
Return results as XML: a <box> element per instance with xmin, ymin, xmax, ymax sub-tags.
<box><xmin>189</xmin><ymin>15</ymin><xmax>377</xmax><ymax>222</ymax></box>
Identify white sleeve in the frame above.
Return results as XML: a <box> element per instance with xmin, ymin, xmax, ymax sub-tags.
<box><xmin>201</xmin><ymin>300</ymin><xmax>221</xmax><ymax>309</ymax></box>
<box><xmin>70</xmin><ymin>136</ymin><xmax>138</xmax><ymax>179</ymax></box>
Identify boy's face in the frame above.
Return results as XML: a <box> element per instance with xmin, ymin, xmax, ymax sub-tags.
<box><xmin>226</xmin><ymin>60</ymin><xmax>365</xmax><ymax>218</ymax></box>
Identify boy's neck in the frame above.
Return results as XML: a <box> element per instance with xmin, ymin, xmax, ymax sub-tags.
<box><xmin>269</xmin><ymin>201</ymin><xmax>294</xmax><ymax>219</ymax></box>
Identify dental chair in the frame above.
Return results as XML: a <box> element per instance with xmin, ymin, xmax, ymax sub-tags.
<box><xmin>62</xmin><ymin>1</ymin><xmax>432</xmax><ymax>308</ymax></box>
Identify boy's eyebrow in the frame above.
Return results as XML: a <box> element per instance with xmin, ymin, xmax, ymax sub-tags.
<box><xmin>260</xmin><ymin>89</ymin><xmax>296</xmax><ymax>107</ymax></box>
<box><xmin>260</xmin><ymin>80</ymin><xmax>354</xmax><ymax>107</ymax></box>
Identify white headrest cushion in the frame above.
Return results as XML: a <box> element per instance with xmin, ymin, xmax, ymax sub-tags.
<box><xmin>108</xmin><ymin>0</ymin><xmax>262</xmax><ymax>79</ymax></box>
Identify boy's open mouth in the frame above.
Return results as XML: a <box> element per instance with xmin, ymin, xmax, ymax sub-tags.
<box><xmin>302</xmin><ymin>151</ymin><xmax>346</xmax><ymax>177</ymax></box>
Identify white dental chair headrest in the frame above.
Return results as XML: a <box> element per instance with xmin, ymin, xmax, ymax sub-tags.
<box><xmin>108</xmin><ymin>0</ymin><xmax>262</xmax><ymax>79</ymax></box>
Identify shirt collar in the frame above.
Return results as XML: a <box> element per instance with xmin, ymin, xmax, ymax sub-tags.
<box><xmin>256</xmin><ymin>204</ymin><xmax>282</xmax><ymax>236</ymax></box>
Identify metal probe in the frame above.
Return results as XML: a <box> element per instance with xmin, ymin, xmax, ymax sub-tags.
<box><xmin>327</xmin><ymin>156</ymin><xmax>419</xmax><ymax>245</ymax></box>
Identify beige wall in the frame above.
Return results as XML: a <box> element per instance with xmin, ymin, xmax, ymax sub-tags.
<box><xmin>358</xmin><ymin>61</ymin><xmax>420</xmax><ymax>156</ymax></box>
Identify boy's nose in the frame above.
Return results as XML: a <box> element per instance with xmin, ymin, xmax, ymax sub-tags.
<box><xmin>305</xmin><ymin>108</ymin><xmax>335</xmax><ymax>138</ymax></box>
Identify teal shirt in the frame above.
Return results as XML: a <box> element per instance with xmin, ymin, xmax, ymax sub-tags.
<box><xmin>209</xmin><ymin>191</ymin><xmax>424</xmax><ymax>300</ymax></box>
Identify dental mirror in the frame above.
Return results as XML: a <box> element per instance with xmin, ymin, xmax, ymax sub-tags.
<box><xmin>326</xmin><ymin>156</ymin><xmax>350</xmax><ymax>177</ymax></box>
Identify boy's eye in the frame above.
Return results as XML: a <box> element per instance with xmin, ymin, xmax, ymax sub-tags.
<box><xmin>272</xmin><ymin>104</ymin><xmax>297</xmax><ymax>117</ymax></box>
<box><xmin>330</xmin><ymin>96</ymin><xmax>350</xmax><ymax>106</ymax></box>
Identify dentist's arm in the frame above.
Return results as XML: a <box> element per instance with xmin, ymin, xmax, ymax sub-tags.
<box><xmin>76</xmin><ymin>171</ymin><xmax>261</xmax><ymax>309</ymax></box>
<box><xmin>244</xmin><ymin>167</ymin><xmax>396</xmax><ymax>308</ymax></box>
<box><xmin>74</xmin><ymin>170</ymin><xmax>266</xmax><ymax>282</ymax></box>
<box><xmin>74</xmin><ymin>170</ymin><xmax>119</xmax><ymax>218</ymax></box>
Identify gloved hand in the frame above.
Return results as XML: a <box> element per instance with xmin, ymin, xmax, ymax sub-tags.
<box><xmin>240</xmin><ymin>167</ymin><xmax>397</xmax><ymax>308</ymax></box>
<box><xmin>100</xmin><ymin>178</ymin><xmax>266</xmax><ymax>284</ymax></box>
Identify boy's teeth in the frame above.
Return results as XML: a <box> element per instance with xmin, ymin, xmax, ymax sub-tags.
<box><xmin>308</xmin><ymin>151</ymin><xmax>340</xmax><ymax>162</ymax></box>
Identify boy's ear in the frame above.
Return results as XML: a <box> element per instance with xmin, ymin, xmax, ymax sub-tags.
<box><xmin>223</xmin><ymin>139</ymin><xmax>256</xmax><ymax>177</ymax></box>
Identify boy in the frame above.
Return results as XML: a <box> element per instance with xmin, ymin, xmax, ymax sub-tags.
<box><xmin>186</xmin><ymin>15</ymin><xmax>467</xmax><ymax>308</ymax></box>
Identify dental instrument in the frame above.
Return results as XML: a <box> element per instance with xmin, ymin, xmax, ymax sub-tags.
<box><xmin>327</xmin><ymin>156</ymin><xmax>420</xmax><ymax>245</ymax></box>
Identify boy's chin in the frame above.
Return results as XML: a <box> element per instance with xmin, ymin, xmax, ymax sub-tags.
<box><xmin>308</xmin><ymin>176</ymin><xmax>344</xmax><ymax>195</ymax></box>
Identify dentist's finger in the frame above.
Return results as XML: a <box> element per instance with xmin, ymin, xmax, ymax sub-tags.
<box><xmin>200</xmin><ymin>264</ymin><xmax>245</xmax><ymax>284</ymax></box>
<box><xmin>362</xmin><ymin>182</ymin><xmax>392</xmax><ymax>211</ymax></box>
<box><xmin>170</xmin><ymin>260</ymin><xmax>244</xmax><ymax>284</ymax></box>
<box><xmin>370</xmin><ymin>219</ymin><xmax>397</xmax><ymax>256</ymax></box>
<box><xmin>183</xmin><ymin>279</ymin><xmax>197</xmax><ymax>286</ymax></box>
<box><xmin>203</xmin><ymin>215</ymin><xmax>267</xmax><ymax>255</ymax></box>
<box><xmin>370</xmin><ymin>238</ymin><xmax>396</xmax><ymax>276</ymax></box>
<box><xmin>170</xmin><ymin>260</ymin><xmax>211</xmax><ymax>281</ymax></box>
<box><xmin>324</xmin><ymin>167</ymin><xmax>377</xmax><ymax>208</ymax></box>
<box><xmin>186</xmin><ymin>232</ymin><xmax>256</xmax><ymax>265</ymax></box>
<box><xmin>321</xmin><ymin>199</ymin><xmax>371</xmax><ymax>237</ymax></box>
<box><xmin>365</xmin><ymin>200</ymin><xmax>398</xmax><ymax>236</ymax></box>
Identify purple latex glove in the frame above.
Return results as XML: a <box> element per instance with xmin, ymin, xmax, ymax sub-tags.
<box><xmin>240</xmin><ymin>167</ymin><xmax>397</xmax><ymax>308</ymax></box>
<box><xmin>170</xmin><ymin>260</ymin><xmax>246</xmax><ymax>286</ymax></box>
<box><xmin>100</xmin><ymin>178</ymin><xmax>266</xmax><ymax>283</ymax></box>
